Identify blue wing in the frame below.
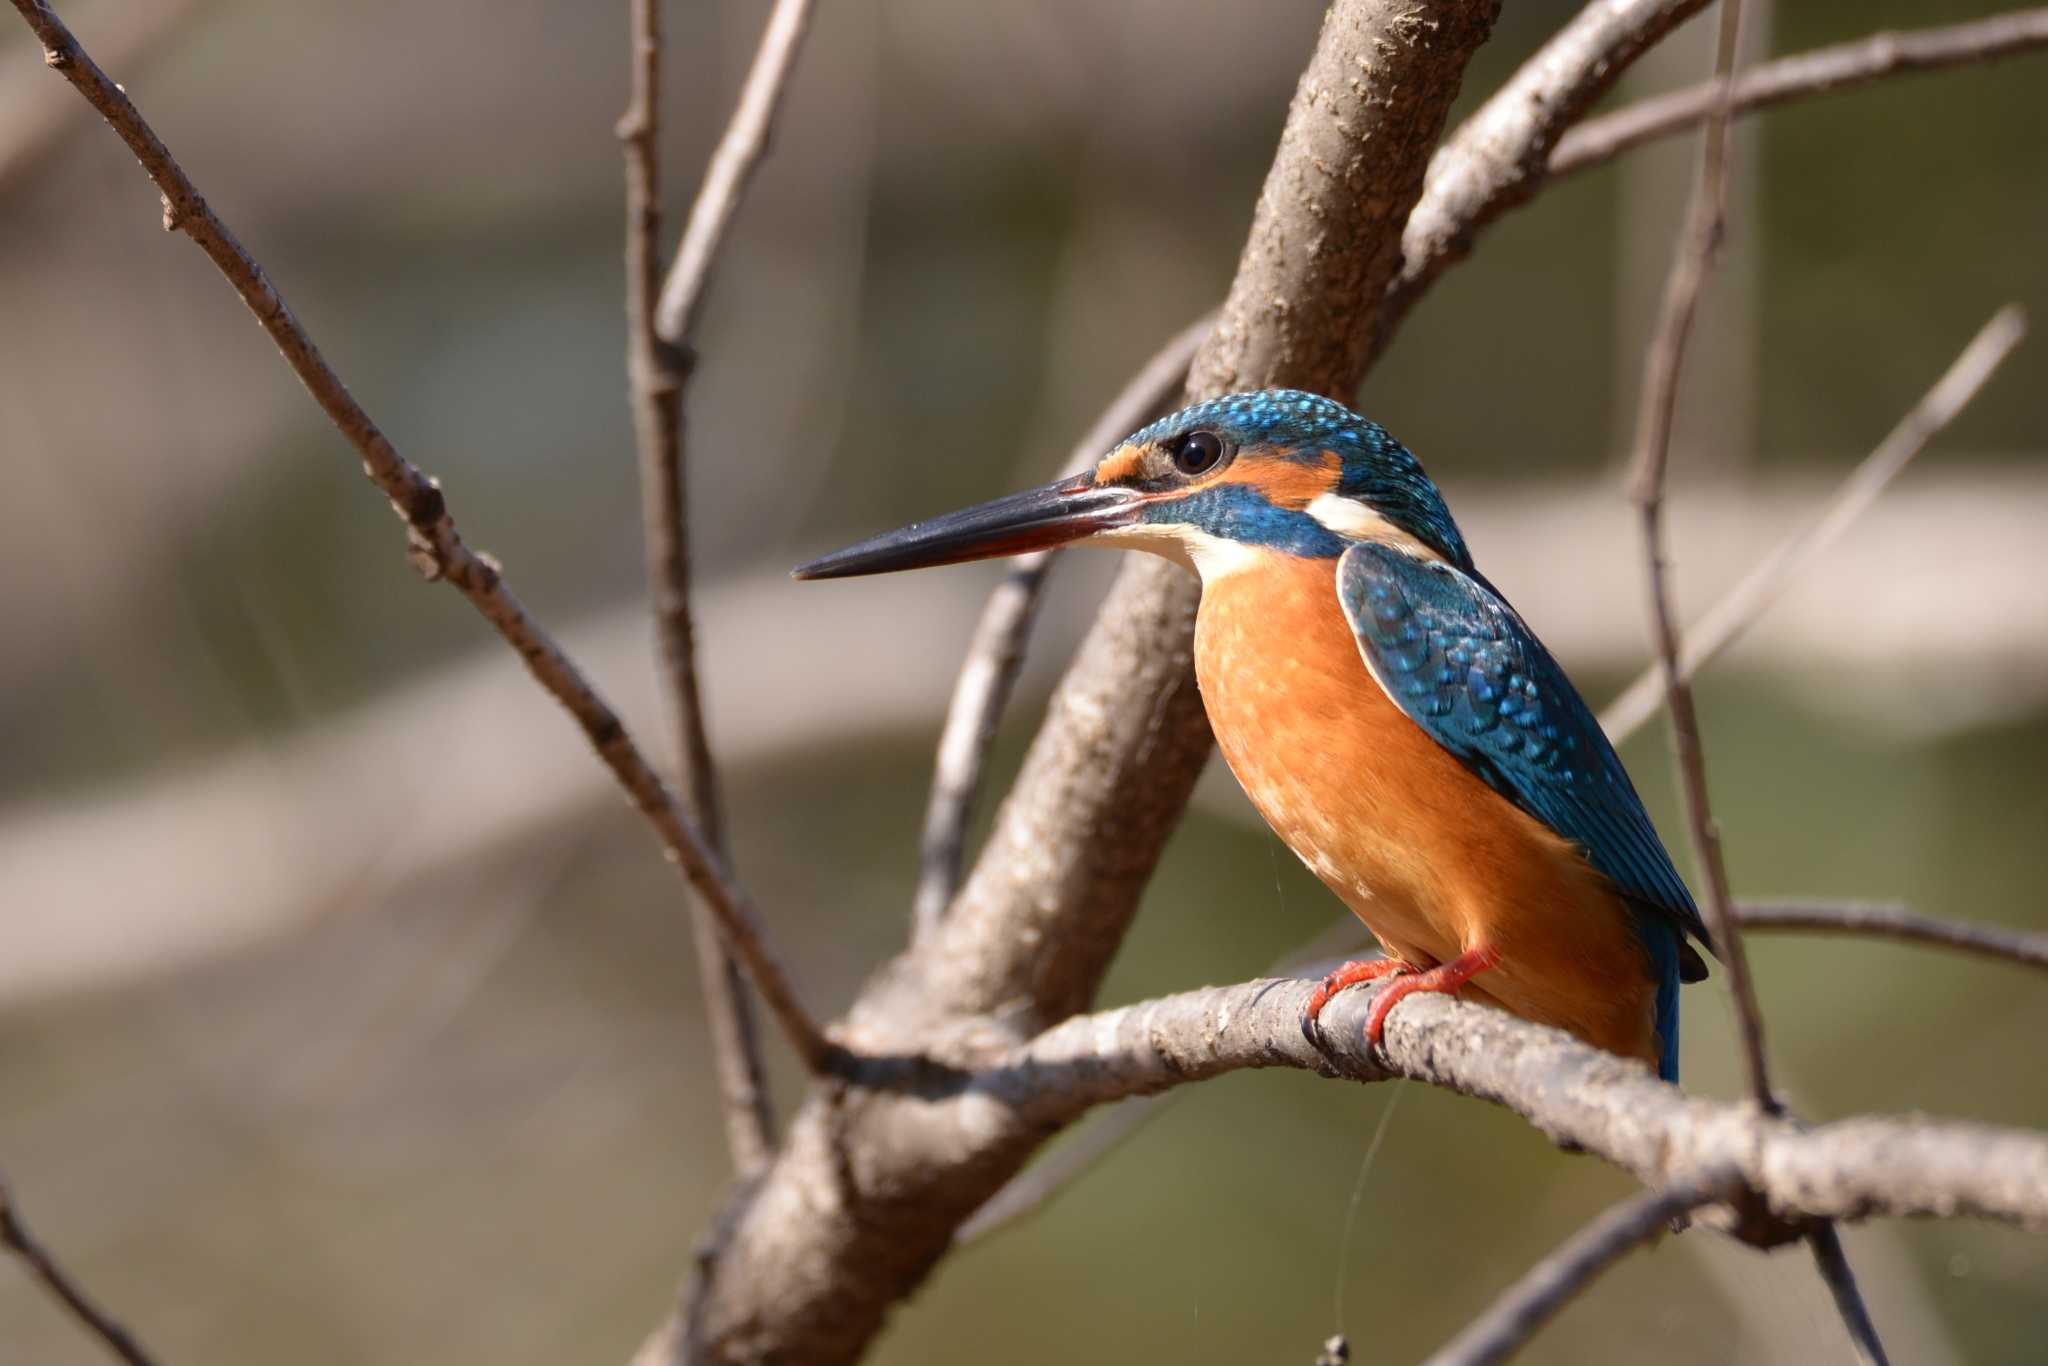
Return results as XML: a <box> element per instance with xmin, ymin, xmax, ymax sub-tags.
<box><xmin>1336</xmin><ymin>543</ymin><xmax>1709</xmax><ymax>1077</ymax></box>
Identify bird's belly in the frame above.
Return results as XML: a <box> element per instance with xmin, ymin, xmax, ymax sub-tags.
<box><xmin>1193</xmin><ymin>557</ymin><xmax>1658</xmax><ymax>1064</ymax></box>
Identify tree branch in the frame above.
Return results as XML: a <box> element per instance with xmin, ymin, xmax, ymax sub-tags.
<box><xmin>652</xmin><ymin>0</ymin><xmax>817</xmax><ymax>346</ymax></box>
<box><xmin>6</xmin><ymin>0</ymin><xmax>833</xmax><ymax>1073</ymax></box>
<box><xmin>1419</xmin><ymin>1165</ymin><xmax>1742</xmax><ymax>1366</ymax></box>
<box><xmin>1738</xmin><ymin>902</ymin><xmax>2048</xmax><ymax>973</ymax></box>
<box><xmin>1624</xmin><ymin>0</ymin><xmax>1776</xmax><ymax>1112</ymax></box>
<box><xmin>1553</xmin><ymin>8</ymin><xmax>2048</xmax><ymax>177</ymax></box>
<box><xmin>666</xmin><ymin>5</ymin><xmax>1508</xmax><ymax>1360</ymax></box>
<box><xmin>996</xmin><ymin>978</ymin><xmax>2048</xmax><ymax>1233</ymax></box>
<box><xmin>1805</xmin><ymin>1222</ymin><xmax>1893</xmax><ymax>1366</ymax></box>
<box><xmin>2</xmin><ymin>1173</ymin><xmax>162</xmax><ymax>1366</ymax></box>
<box><xmin>1599</xmin><ymin>303</ymin><xmax>2027</xmax><ymax>746</ymax></box>
<box><xmin>1374</xmin><ymin>0</ymin><xmax>1712</xmax><ymax>365</ymax></box>
<box><xmin>620</xmin><ymin>0</ymin><xmax>777</xmax><ymax>1174</ymax></box>
<box><xmin>1622</xmin><ymin>2</ymin><xmax>1894</xmax><ymax>1355</ymax></box>
<box><xmin>910</xmin><ymin>313</ymin><xmax>1213</xmax><ymax>939</ymax></box>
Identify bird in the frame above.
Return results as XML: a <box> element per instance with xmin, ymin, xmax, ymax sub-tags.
<box><xmin>793</xmin><ymin>389</ymin><xmax>1711</xmax><ymax>1081</ymax></box>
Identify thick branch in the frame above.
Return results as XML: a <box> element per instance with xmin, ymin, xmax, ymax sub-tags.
<box><xmin>1553</xmin><ymin>8</ymin><xmax>2048</xmax><ymax>176</ymax></box>
<box><xmin>676</xmin><ymin>5</ymin><xmax>1506</xmax><ymax>1361</ymax></box>
<box><xmin>7</xmin><ymin>0</ymin><xmax>832</xmax><ymax>1073</ymax></box>
<box><xmin>999</xmin><ymin>979</ymin><xmax>2048</xmax><ymax>1233</ymax></box>
<box><xmin>1374</xmin><ymin>0</ymin><xmax>1711</xmax><ymax>364</ymax></box>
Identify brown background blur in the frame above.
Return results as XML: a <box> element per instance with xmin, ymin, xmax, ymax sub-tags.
<box><xmin>3</xmin><ymin>0</ymin><xmax>2044</xmax><ymax>1362</ymax></box>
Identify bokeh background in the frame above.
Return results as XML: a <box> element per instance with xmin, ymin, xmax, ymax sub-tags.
<box><xmin>3</xmin><ymin>0</ymin><xmax>2045</xmax><ymax>1361</ymax></box>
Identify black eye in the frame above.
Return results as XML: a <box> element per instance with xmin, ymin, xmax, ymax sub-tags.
<box><xmin>1169</xmin><ymin>430</ymin><xmax>1228</xmax><ymax>475</ymax></box>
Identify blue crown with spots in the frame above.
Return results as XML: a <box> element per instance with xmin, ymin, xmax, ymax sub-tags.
<box><xmin>1127</xmin><ymin>389</ymin><xmax>1473</xmax><ymax>570</ymax></box>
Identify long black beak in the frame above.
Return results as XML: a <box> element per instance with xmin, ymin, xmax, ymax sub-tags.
<box><xmin>792</xmin><ymin>474</ymin><xmax>1141</xmax><ymax>580</ymax></box>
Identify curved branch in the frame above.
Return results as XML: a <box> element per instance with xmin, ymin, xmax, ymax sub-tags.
<box><xmin>1739</xmin><ymin>902</ymin><xmax>2048</xmax><ymax>973</ymax></box>
<box><xmin>997</xmin><ymin>977</ymin><xmax>2048</xmax><ymax>1233</ymax></box>
<box><xmin>6</xmin><ymin>0</ymin><xmax>833</xmax><ymax>1073</ymax></box>
<box><xmin>1375</xmin><ymin>0</ymin><xmax>1711</xmax><ymax>364</ymax></box>
<box><xmin>1420</xmin><ymin>1165</ymin><xmax>1741</xmax><ymax>1366</ymax></box>
<box><xmin>1553</xmin><ymin>8</ymin><xmax>2048</xmax><ymax>177</ymax></box>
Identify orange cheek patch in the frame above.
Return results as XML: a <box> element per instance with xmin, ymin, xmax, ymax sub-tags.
<box><xmin>1208</xmin><ymin>449</ymin><xmax>1340</xmax><ymax>509</ymax></box>
<box><xmin>1094</xmin><ymin>443</ymin><xmax>1147</xmax><ymax>485</ymax></box>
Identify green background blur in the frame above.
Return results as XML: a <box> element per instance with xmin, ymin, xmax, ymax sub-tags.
<box><xmin>2</xmin><ymin>0</ymin><xmax>2044</xmax><ymax>1362</ymax></box>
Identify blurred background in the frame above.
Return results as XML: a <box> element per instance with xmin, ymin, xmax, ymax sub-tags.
<box><xmin>2</xmin><ymin>0</ymin><xmax>2044</xmax><ymax>1361</ymax></box>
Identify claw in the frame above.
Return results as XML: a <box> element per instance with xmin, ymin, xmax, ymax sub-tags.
<box><xmin>1300</xmin><ymin>957</ymin><xmax>1410</xmax><ymax>1051</ymax></box>
<box><xmin>1361</xmin><ymin>944</ymin><xmax>1502</xmax><ymax>1046</ymax></box>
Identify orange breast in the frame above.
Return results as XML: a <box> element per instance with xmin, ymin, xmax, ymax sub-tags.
<box><xmin>1193</xmin><ymin>555</ymin><xmax>1660</xmax><ymax>1067</ymax></box>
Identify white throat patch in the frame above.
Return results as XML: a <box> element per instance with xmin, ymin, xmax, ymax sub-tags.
<box><xmin>1092</xmin><ymin>521</ymin><xmax>1264</xmax><ymax>581</ymax></box>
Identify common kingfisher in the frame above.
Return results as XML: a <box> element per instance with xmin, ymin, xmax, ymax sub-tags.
<box><xmin>795</xmin><ymin>390</ymin><xmax>1712</xmax><ymax>1080</ymax></box>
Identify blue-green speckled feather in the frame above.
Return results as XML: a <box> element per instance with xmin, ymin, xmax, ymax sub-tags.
<box><xmin>1335</xmin><ymin>540</ymin><xmax>1708</xmax><ymax>1080</ymax></box>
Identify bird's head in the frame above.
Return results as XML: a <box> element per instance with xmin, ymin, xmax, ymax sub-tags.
<box><xmin>793</xmin><ymin>389</ymin><xmax>1471</xmax><ymax>583</ymax></box>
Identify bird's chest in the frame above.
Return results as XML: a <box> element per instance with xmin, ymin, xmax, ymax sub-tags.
<box><xmin>1193</xmin><ymin>559</ymin><xmax>1471</xmax><ymax>958</ymax></box>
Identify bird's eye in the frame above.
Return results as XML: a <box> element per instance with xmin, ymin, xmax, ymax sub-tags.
<box><xmin>1169</xmin><ymin>430</ymin><xmax>1228</xmax><ymax>475</ymax></box>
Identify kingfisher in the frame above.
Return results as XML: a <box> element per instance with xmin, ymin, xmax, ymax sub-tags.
<box><xmin>794</xmin><ymin>390</ymin><xmax>1711</xmax><ymax>1080</ymax></box>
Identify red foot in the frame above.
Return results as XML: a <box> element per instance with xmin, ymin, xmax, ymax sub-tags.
<box><xmin>1362</xmin><ymin>945</ymin><xmax>1503</xmax><ymax>1045</ymax></box>
<box><xmin>1301</xmin><ymin>957</ymin><xmax>1411</xmax><ymax>1045</ymax></box>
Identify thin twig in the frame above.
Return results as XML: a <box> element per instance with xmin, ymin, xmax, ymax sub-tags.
<box><xmin>7</xmin><ymin>0</ymin><xmax>834</xmax><ymax>1072</ymax></box>
<box><xmin>620</xmin><ymin>0</ymin><xmax>776</xmax><ymax>1172</ymax></box>
<box><xmin>1</xmin><ymin>1174</ymin><xmax>162</xmax><ymax>1366</ymax></box>
<box><xmin>1805</xmin><ymin>1223</ymin><xmax>1893</xmax><ymax>1366</ymax></box>
<box><xmin>910</xmin><ymin>313</ymin><xmax>1213</xmax><ymax>938</ymax></box>
<box><xmin>953</xmin><ymin>1095</ymin><xmax>1171</xmax><ymax>1244</ymax></box>
<box><xmin>1624</xmin><ymin>0</ymin><xmax>1776</xmax><ymax>1113</ymax></box>
<box><xmin>652</xmin><ymin>0</ymin><xmax>817</xmax><ymax>346</ymax></box>
<box><xmin>1420</xmin><ymin>1166</ymin><xmax>1742</xmax><ymax>1366</ymax></box>
<box><xmin>1600</xmin><ymin>304</ymin><xmax>2027</xmax><ymax>746</ymax></box>
<box><xmin>1624</xmin><ymin>3</ymin><xmax>1894</xmax><ymax>1357</ymax></box>
<box><xmin>1554</xmin><ymin>8</ymin><xmax>2048</xmax><ymax>177</ymax></box>
<box><xmin>1738</xmin><ymin>901</ymin><xmax>2048</xmax><ymax>973</ymax></box>
<box><xmin>0</xmin><ymin>0</ymin><xmax>196</xmax><ymax>195</ymax></box>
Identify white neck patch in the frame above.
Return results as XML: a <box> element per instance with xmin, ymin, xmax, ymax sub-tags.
<box><xmin>1306</xmin><ymin>493</ymin><xmax>1447</xmax><ymax>563</ymax></box>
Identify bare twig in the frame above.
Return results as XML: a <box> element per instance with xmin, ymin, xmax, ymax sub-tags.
<box><xmin>1623</xmin><ymin>3</ymin><xmax>1894</xmax><ymax>1356</ymax></box>
<box><xmin>0</xmin><ymin>0</ymin><xmax>196</xmax><ymax>195</ymax></box>
<box><xmin>1</xmin><ymin>1174</ymin><xmax>162</xmax><ymax>1366</ymax></box>
<box><xmin>1624</xmin><ymin>0</ymin><xmax>1775</xmax><ymax>1112</ymax></box>
<box><xmin>1806</xmin><ymin>1222</ymin><xmax>1893</xmax><ymax>1366</ymax></box>
<box><xmin>1600</xmin><ymin>304</ymin><xmax>2027</xmax><ymax>746</ymax></box>
<box><xmin>1554</xmin><ymin>8</ymin><xmax>2048</xmax><ymax>177</ymax></box>
<box><xmin>1738</xmin><ymin>901</ymin><xmax>2048</xmax><ymax>973</ymax></box>
<box><xmin>652</xmin><ymin>0</ymin><xmax>817</xmax><ymax>346</ymax></box>
<box><xmin>953</xmin><ymin>1095</ymin><xmax>1171</xmax><ymax>1244</ymax></box>
<box><xmin>7</xmin><ymin>0</ymin><xmax>832</xmax><ymax>1072</ymax></box>
<box><xmin>911</xmin><ymin>313</ymin><xmax>1213</xmax><ymax>938</ymax></box>
<box><xmin>1420</xmin><ymin>1166</ymin><xmax>1742</xmax><ymax>1366</ymax></box>
<box><xmin>620</xmin><ymin>0</ymin><xmax>776</xmax><ymax>1173</ymax></box>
